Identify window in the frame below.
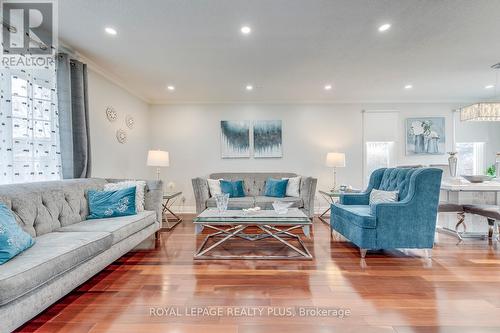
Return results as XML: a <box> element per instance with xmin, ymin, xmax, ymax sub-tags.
<box><xmin>456</xmin><ymin>142</ymin><xmax>485</xmax><ymax>175</ymax></box>
<box><xmin>365</xmin><ymin>142</ymin><xmax>395</xmax><ymax>184</ymax></box>
<box><xmin>0</xmin><ymin>68</ymin><xmax>61</xmax><ymax>184</ymax></box>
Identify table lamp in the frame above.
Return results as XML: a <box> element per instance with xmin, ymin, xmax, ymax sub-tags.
<box><xmin>326</xmin><ymin>152</ymin><xmax>346</xmax><ymax>192</ymax></box>
<box><xmin>147</xmin><ymin>150</ymin><xmax>169</xmax><ymax>181</ymax></box>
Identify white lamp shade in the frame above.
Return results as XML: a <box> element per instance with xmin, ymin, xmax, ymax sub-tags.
<box><xmin>147</xmin><ymin>150</ymin><xmax>169</xmax><ymax>167</ymax></box>
<box><xmin>326</xmin><ymin>152</ymin><xmax>346</xmax><ymax>167</ymax></box>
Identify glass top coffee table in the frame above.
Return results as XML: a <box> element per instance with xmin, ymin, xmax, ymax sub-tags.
<box><xmin>193</xmin><ymin>208</ymin><xmax>312</xmax><ymax>260</ymax></box>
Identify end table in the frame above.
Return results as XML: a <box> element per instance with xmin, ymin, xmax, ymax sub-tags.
<box><xmin>162</xmin><ymin>192</ymin><xmax>183</xmax><ymax>230</ymax></box>
<box><xmin>318</xmin><ymin>190</ymin><xmax>342</xmax><ymax>225</ymax></box>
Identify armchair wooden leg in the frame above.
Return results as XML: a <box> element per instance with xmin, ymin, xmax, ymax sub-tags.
<box><xmin>423</xmin><ymin>249</ymin><xmax>432</xmax><ymax>259</ymax></box>
<box><xmin>360</xmin><ymin>249</ymin><xmax>367</xmax><ymax>258</ymax></box>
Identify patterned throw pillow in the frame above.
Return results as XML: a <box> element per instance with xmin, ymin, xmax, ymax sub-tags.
<box><xmin>207</xmin><ymin>179</ymin><xmax>222</xmax><ymax>197</ymax></box>
<box><xmin>0</xmin><ymin>203</ymin><xmax>35</xmax><ymax>265</ymax></box>
<box><xmin>369</xmin><ymin>189</ymin><xmax>399</xmax><ymax>205</ymax></box>
<box><xmin>104</xmin><ymin>180</ymin><xmax>146</xmax><ymax>212</ymax></box>
<box><xmin>87</xmin><ymin>187</ymin><xmax>137</xmax><ymax>219</ymax></box>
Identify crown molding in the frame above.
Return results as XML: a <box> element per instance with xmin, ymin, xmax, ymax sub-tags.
<box><xmin>58</xmin><ymin>40</ymin><xmax>151</xmax><ymax>104</ymax></box>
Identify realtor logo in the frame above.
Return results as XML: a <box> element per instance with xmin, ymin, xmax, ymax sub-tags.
<box><xmin>1</xmin><ymin>0</ymin><xmax>55</xmax><ymax>55</ymax></box>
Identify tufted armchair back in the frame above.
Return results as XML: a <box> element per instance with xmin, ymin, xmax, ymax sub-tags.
<box><xmin>0</xmin><ymin>178</ymin><xmax>107</xmax><ymax>237</ymax></box>
<box><xmin>376</xmin><ymin>168</ymin><xmax>418</xmax><ymax>201</ymax></box>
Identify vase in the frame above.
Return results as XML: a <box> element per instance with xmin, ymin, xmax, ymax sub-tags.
<box><xmin>215</xmin><ymin>193</ymin><xmax>229</xmax><ymax>212</ymax></box>
<box><xmin>414</xmin><ymin>135</ymin><xmax>425</xmax><ymax>154</ymax></box>
<box><xmin>427</xmin><ymin>137</ymin><xmax>439</xmax><ymax>154</ymax></box>
<box><xmin>448</xmin><ymin>152</ymin><xmax>458</xmax><ymax>178</ymax></box>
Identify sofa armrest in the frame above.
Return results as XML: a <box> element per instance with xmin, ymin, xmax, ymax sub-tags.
<box><xmin>192</xmin><ymin>177</ymin><xmax>210</xmax><ymax>214</ymax></box>
<box><xmin>338</xmin><ymin>168</ymin><xmax>388</xmax><ymax>205</ymax></box>
<box><xmin>300</xmin><ymin>176</ymin><xmax>317</xmax><ymax>218</ymax></box>
<box><xmin>340</xmin><ymin>192</ymin><xmax>370</xmax><ymax>205</ymax></box>
<box><xmin>144</xmin><ymin>180</ymin><xmax>164</xmax><ymax>223</ymax></box>
<box><xmin>105</xmin><ymin>178</ymin><xmax>163</xmax><ymax>223</ymax></box>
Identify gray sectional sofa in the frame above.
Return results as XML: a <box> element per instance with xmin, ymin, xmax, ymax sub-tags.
<box><xmin>192</xmin><ymin>172</ymin><xmax>317</xmax><ymax>218</ymax></box>
<box><xmin>0</xmin><ymin>178</ymin><xmax>163</xmax><ymax>333</ymax></box>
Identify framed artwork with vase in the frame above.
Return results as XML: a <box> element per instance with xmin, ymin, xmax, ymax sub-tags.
<box><xmin>405</xmin><ymin>117</ymin><xmax>445</xmax><ymax>155</ymax></box>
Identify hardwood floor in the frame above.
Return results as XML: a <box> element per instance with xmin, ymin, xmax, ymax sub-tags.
<box><xmin>16</xmin><ymin>215</ymin><xmax>500</xmax><ymax>333</ymax></box>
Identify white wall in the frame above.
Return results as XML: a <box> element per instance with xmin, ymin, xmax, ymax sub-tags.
<box><xmin>148</xmin><ymin>102</ymin><xmax>484</xmax><ymax>212</ymax></box>
<box><xmin>85</xmin><ymin>82</ymin><xmax>500</xmax><ymax>212</ymax></box>
<box><xmin>87</xmin><ymin>69</ymin><xmax>151</xmax><ymax>179</ymax></box>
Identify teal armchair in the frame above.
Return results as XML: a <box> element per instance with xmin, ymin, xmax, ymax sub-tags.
<box><xmin>331</xmin><ymin>168</ymin><xmax>443</xmax><ymax>258</ymax></box>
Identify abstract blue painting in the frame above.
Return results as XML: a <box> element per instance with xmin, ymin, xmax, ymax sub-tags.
<box><xmin>253</xmin><ymin>120</ymin><xmax>282</xmax><ymax>158</ymax></box>
<box><xmin>220</xmin><ymin>121</ymin><xmax>250</xmax><ymax>158</ymax></box>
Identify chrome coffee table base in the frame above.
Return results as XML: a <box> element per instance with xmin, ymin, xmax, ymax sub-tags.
<box><xmin>194</xmin><ymin>224</ymin><xmax>312</xmax><ymax>260</ymax></box>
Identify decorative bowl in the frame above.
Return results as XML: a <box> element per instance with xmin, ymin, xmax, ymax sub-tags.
<box><xmin>461</xmin><ymin>175</ymin><xmax>494</xmax><ymax>183</ymax></box>
<box><xmin>272</xmin><ymin>201</ymin><xmax>293</xmax><ymax>214</ymax></box>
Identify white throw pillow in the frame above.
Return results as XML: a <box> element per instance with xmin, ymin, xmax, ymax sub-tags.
<box><xmin>207</xmin><ymin>179</ymin><xmax>222</xmax><ymax>197</ymax></box>
<box><xmin>282</xmin><ymin>176</ymin><xmax>301</xmax><ymax>197</ymax></box>
<box><xmin>369</xmin><ymin>189</ymin><xmax>399</xmax><ymax>205</ymax></box>
<box><xmin>104</xmin><ymin>180</ymin><xmax>146</xmax><ymax>212</ymax></box>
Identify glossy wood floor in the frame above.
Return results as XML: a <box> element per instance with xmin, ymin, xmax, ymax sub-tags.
<box><xmin>17</xmin><ymin>215</ymin><xmax>500</xmax><ymax>333</ymax></box>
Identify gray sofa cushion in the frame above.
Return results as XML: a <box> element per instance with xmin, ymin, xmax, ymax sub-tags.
<box><xmin>206</xmin><ymin>197</ymin><xmax>255</xmax><ymax>209</ymax></box>
<box><xmin>57</xmin><ymin>211</ymin><xmax>156</xmax><ymax>245</ymax></box>
<box><xmin>0</xmin><ymin>231</ymin><xmax>112</xmax><ymax>306</ymax></box>
<box><xmin>254</xmin><ymin>196</ymin><xmax>303</xmax><ymax>210</ymax></box>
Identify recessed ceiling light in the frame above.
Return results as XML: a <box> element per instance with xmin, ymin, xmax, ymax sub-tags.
<box><xmin>404</xmin><ymin>84</ymin><xmax>413</xmax><ymax>89</ymax></box>
<box><xmin>104</xmin><ymin>27</ymin><xmax>117</xmax><ymax>35</ymax></box>
<box><xmin>485</xmin><ymin>84</ymin><xmax>495</xmax><ymax>89</ymax></box>
<box><xmin>245</xmin><ymin>85</ymin><xmax>253</xmax><ymax>91</ymax></box>
<box><xmin>378</xmin><ymin>23</ymin><xmax>391</xmax><ymax>32</ymax></box>
<box><xmin>324</xmin><ymin>84</ymin><xmax>332</xmax><ymax>91</ymax></box>
<box><xmin>167</xmin><ymin>85</ymin><xmax>175</xmax><ymax>91</ymax></box>
<box><xmin>240</xmin><ymin>26</ymin><xmax>252</xmax><ymax>35</ymax></box>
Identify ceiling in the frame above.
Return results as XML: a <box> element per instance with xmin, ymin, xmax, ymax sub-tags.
<box><xmin>58</xmin><ymin>0</ymin><xmax>500</xmax><ymax>103</ymax></box>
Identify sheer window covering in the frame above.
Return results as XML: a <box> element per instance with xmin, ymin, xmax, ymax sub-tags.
<box><xmin>0</xmin><ymin>63</ymin><xmax>61</xmax><ymax>184</ymax></box>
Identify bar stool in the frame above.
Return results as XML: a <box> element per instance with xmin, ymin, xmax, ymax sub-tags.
<box><xmin>463</xmin><ymin>204</ymin><xmax>500</xmax><ymax>240</ymax></box>
<box><xmin>438</xmin><ymin>202</ymin><xmax>465</xmax><ymax>242</ymax></box>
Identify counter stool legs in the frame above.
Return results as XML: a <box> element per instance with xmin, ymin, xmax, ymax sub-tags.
<box><xmin>455</xmin><ymin>212</ymin><xmax>466</xmax><ymax>244</ymax></box>
<box><xmin>487</xmin><ymin>218</ymin><xmax>495</xmax><ymax>239</ymax></box>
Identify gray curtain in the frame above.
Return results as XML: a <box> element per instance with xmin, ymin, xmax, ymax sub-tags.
<box><xmin>57</xmin><ymin>53</ymin><xmax>91</xmax><ymax>178</ymax></box>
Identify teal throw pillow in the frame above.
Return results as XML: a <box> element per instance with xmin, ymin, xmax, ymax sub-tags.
<box><xmin>0</xmin><ymin>203</ymin><xmax>35</xmax><ymax>265</ymax></box>
<box><xmin>264</xmin><ymin>178</ymin><xmax>289</xmax><ymax>198</ymax></box>
<box><xmin>87</xmin><ymin>186</ymin><xmax>137</xmax><ymax>219</ymax></box>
